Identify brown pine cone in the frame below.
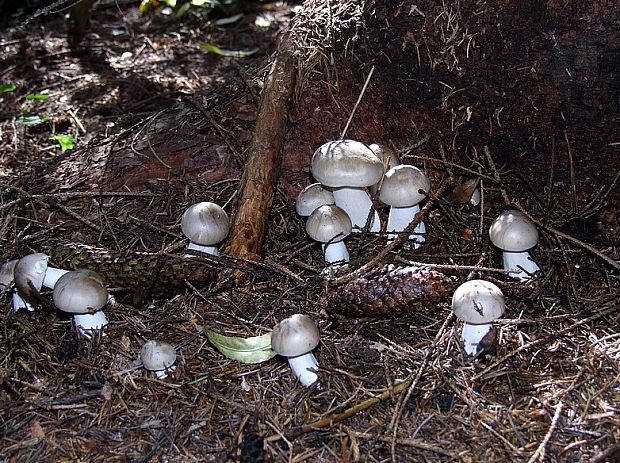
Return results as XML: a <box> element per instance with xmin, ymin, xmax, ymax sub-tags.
<box><xmin>326</xmin><ymin>265</ymin><xmax>455</xmax><ymax>317</ymax></box>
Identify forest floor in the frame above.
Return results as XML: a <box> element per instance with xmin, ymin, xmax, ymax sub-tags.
<box><xmin>0</xmin><ymin>1</ymin><xmax>619</xmax><ymax>462</ymax></box>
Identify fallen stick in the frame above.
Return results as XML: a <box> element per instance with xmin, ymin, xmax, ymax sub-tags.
<box><xmin>224</xmin><ymin>34</ymin><xmax>297</xmax><ymax>264</ymax></box>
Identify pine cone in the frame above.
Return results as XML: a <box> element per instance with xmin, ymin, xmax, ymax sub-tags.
<box><xmin>326</xmin><ymin>265</ymin><xmax>454</xmax><ymax>317</ymax></box>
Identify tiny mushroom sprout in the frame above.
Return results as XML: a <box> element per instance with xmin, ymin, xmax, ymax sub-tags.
<box><xmin>452</xmin><ymin>279</ymin><xmax>505</xmax><ymax>356</ymax></box>
<box><xmin>305</xmin><ymin>204</ymin><xmax>352</xmax><ymax>268</ymax></box>
<box><xmin>140</xmin><ymin>340</ymin><xmax>177</xmax><ymax>379</ymax></box>
<box><xmin>13</xmin><ymin>253</ymin><xmax>69</xmax><ymax>312</ymax></box>
<box><xmin>181</xmin><ymin>201</ymin><xmax>230</xmax><ymax>257</ymax></box>
<box><xmin>53</xmin><ymin>269</ymin><xmax>109</xmax><ymax>339</ymax></box>
<box><xmin>489</xmin><ymin>210</ymin><xmax>540</xmax><ymax>282</ymax></box>
<box><xmin>368</xmin><ymin>143</ymin><xmax>401</xmax><ymax>196</ymax></box>
<box><xmin>311</xmin><ymin>139</ymin><xmax>383</xmax><ymax>233</ymax></box>
<box><xmin>271</xmin><ymin>314</ymin><xmax>320</xmax><ymax>387</ymax></box>
<box><xmin>378</xmin><ymin>164</ymin><xmax>431</xmax><ymax>247</ymax></box>
<box><xmin>295</xmin><ymin>183</ymin><xmax>335</xmax><ymax>217</ymax></box>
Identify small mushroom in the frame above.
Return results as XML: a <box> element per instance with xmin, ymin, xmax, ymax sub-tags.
<box><xmin>295</xmin><ymin>183</ymin><xmax>335</xmax><ymax>217</ymax></box>
<box><xmin>181</xmin><ymin>202</ymin><xmax>230</xmax><ymax>257</ymax></box>
<box><xmin>0</xmin><ymin>259</ymin><xmax>30</xmax><ymax>312</ymax></box>
<box><xmin>271</xmin><ymin>314</ymin><xmax>320</xmax><ymax>387</ymax></box>
<box><xmin>311</xmin><ymin>140</ymin><xmax>383</xmax><ymax>233</ymax></box>
<box><xmin>452</xmin><ymin>280</ymin><xmax>505</xmax><ymax>356</ymax></box>
<box><xmin>305</xmin><ymin>204</ymin><xmax>352</xmax><ymax>267</ymax></box>
<box><xmin>368</xmin><ymin>143</ymin><xmax>401</xmax><ymax>196</ymax></box>
<box><xmin>378</xmin><ymin>164</ymin><xmax>431</xmax><ymax>247</ymax></box>
<box><xmin>13</xmin><ymin>253</ymin><xmax>69</xmax><ymax>312</ymax></box>
<box><xmin>53</xmin><ymin>269</ymin><xmax>109</xmax><ymax>339</ymax></box>
<box><xmin>489</xmin><ymin>210</ymin><xmax>540</xmax><ymax>282</ymax></box>
<box><xmin>140</xmin><ymin>340</ymin><xmax>177</xmax><ymax>379</ymax></box>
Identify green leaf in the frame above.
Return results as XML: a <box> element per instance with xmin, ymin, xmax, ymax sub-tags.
<box><xmin>206</xmin><ymin>329</ymin><xmax>276</xmax><ymax>364</ymax></box>
<box><xmin>0</xmin><ymin>84</ymin><xmax>17</xmax><ymax>93</ymax></box>
<box><xmin>200</xmin><ymin>43</ymin><xmax>259</xmax><ymax>58</ymax></box>
<box><xmin>16</xmin><ymin>115</ymin><xmax>50</xmax><ymax>126</ymax></box>
<box><xmin>215</xmin><ymin>14</ymin><xmax>243</xmax><ymax>26</ymax></box>
<box><xmin>26</xmin><ymin>93</ymin><xmax>50</xmax><ymax>101</ymax></box>
<box><xmin>51</xmin><ymin>134</ymin><xmax>75</xmax><ymax>152</ymax></box>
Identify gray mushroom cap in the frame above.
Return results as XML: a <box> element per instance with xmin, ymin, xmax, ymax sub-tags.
<box><xmin>368</xmin><ymin>143</ymin><xmax>400</xmax><ymax>172</ymax></box>
<box><xmin>379</xmin><ymin>165</ymin><xmax>430</xmax><ymax>207</ymax></box>
<box><xmin>311</xmin><ymin>140</ymin><xmax>384</xmax><ymax>188</ymax></box>
<box><xmin>0</xmin><ymin>259</ymin><xmax>18</xmax><ymax>292</ymax></box>
<box><xmin>53</xmin><ymin>269</ymin><xmax>109</xmax><ymax>314</ymax></box>
<box><xmin>271</xmin><ymin>314</ymin><xmax>320</xmax><ymax>357</ymax></box>
<box><xmin>181</xmin><ymin>202</ymin><xmax>230</xmax><ymax>246</ymax></box>
<box><xmin>305</xmin><ymin>204</ymin><xmax>352</xmax><ymax>244</ymax></box>
<box><xmin>295</xmin><ymin>183</ymin><xmax>335</xmax><ymax>217</ymax></box>
<box><xmin>452</xmin><ymin>279</ymin><xmax>505</xmax><ymax>324</ymax></box>
<box><xmin>14</xmin><ymin>253</ymin><xmax>49</xmax><ymax>297</ymax></box>
<box><xmin>489</xmin><ymin>210</ymin><xmax>539</xmax><ymax>252</ymax></box>
<box><xmin>140</xmin><ymin>340</ymin><xmax>177</xmax><ymax>371</ymax></box>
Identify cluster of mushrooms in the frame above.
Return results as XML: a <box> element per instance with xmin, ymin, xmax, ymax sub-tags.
<box><xmin>0</xmin><ymin>140</ymin><xmax>543</xmax><ymax>386</ymax></box>
<box><xmin>296</xmin><ymin>139</ymin><xmax>542</xmax><ymax>360</ymax></box>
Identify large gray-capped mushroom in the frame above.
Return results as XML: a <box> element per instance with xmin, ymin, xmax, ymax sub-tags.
<box><xmin>271</xmin><ymin>314</ymin><xmax>320</xmax><ymax>387</ymax></box>
<box><xmin>378</xmin><ymin>164</ymin><xmax>431</xmax><ymax>247</ymax></box>
<box><xmin>489</xmin><ymin>210</ymin><xmax>540</xmax><ymax>282</ymax></box>
<box><xmin>311</xmin><ymin>140</ymin><xmax>383</xmax><ymax>233</ymax></box>
<box><xmin>181</xmin><ymin>202</ymin><xmax>230</xmax><ymax>257</ymax></box>
<box><xmin>368</xmin><ymin>143</ymin><xmax>401</xmax><ymax>196</ymax></box>
<box><xmin>306</xmin><ymin>204</ymin><xmax>352</xmax><ymax>267</ymax></box>
<box><xmin>13</xmin><ymin>253</ymin><xmax>69</xmax><ymax>312</ymax></box>
<box><xmin>53</xmin><ymin>269</ymin><xmax>109</xmax><ymax>339</ymax></box>
<box><xmin>295</xmin><ymin>183</ymin><xmax>335</xmax><ymax>217</ymax></box>
<box><xmin>140</xmin><ymin>340</ymin><xmax>177</xmax><ymax>379</ymax></box>
<box><xmin>452</xmin><ymin>280</ymin><xmax>505</xmax><ymax>356</ymax></box>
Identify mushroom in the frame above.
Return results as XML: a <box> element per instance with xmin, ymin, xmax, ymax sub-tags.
<box><xmin>140</xmin><ymin>340</ymin><xmax>177</xmax><ymax>379</ymax></box>
<box><xmin>452</xmin><ymin>280</ymin><xmax>505</xmax><ymax>356</ymax></box>
<box><xmin>295</xmin><ymin>183</ymin><xmax>335</xmax><ymax>217</ymax></box>
<box><xmin>13</xmin><ymin>253</ymin><xmax>69</xmax><ymax>312</ymax></box>
<box><xmin>52</xmin><ymin>269</ymin><xmax>109</xmax><ymax>339</ymax></box>
<box><xmin>311</xmin><ymin>140</ymin><xmax>383</xmax><ymax>233</ymax></box>
<box><xmin>0</xmin><ymin>259</ymin><xmax>30</xmax><ymax>312</ymax></box>
<box><xmin>368</xmin><ymin>143</ymin><xmax>401</xmax><ymax>196</ymax></box>
<box><xmin>305</xmin><ymin>204</ymin><xmax>352</xmax><ymax>266</ymax></box>
<box><xmin>271</xmin><ymin>314</ymin><xmax>320</xmax><ymax>386</ymax></box>
<box><xmin>378</xmin><ymin>164</ymin><xmax>431</xmax><ymax>247</ymax></box>
<box><xmin>489</xmin><ymin>210</ymin><xmax>540</xmax><ymax>282</ymax></box>
<box><xmin>181</xmin><ymin>202</ymin><xmax>230</xmax><ymax>257</ymax></box>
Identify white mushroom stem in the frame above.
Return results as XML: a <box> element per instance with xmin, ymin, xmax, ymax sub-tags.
<box><xmin>155</xmin><ymin>365</ymin><xmax>176</xmax><ymax>380</ymax></box>
<box><xmin>386</xmin><ymin>204</ymin><xmax>426</xmax><ymax>247</ymax></box>
<box><xmin>502</xmin><ymin>251</ymin><xmax>540</xmax><ymax>282</ymax></box>
<box><xmin>332</xmin><ymin>188</ymin><xmax>380</xmax><ymax>233</ymax></box>
<box><xmin>461</xmin><ymin>322</ymin><xmax>492</xmax><ymax>356</ymax></box>
<box><xmin>287</xmin><ymin>352</ymin><xmax>319</xmax><ymax>386</ymax></box>
<box><xmin>185</xmin><ymin>242</ymin><xmax>220</xmax><ymax>257</ymax></box>
<box><xmin>322</xmin><ymin>241</ymin><xmax>349</xmax><ymax>264</ymax></box>
<box><xmin>42</xmin><ymin>267</ymin><xmax>70</xmax><ymax>289</ymax></box>
<box><xmin>74</xmin><ymin>310</ymin><xmax>108</xmax><ymax>340</ymax></box>
<box><xmin>470</xmin><ymin>188</ymin><xmax>481</xmax><ymax>206</ymax></box>
<box><xmin>12</xmin><ymin>292</ymin><xmax>30</xmax><ymax>312</ymax></box>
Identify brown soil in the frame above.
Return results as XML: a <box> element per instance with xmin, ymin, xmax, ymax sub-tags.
<box><xmin>1</xmin><ymin>1</ymin><xmax>619</xmax><ymax>462</ymax></box>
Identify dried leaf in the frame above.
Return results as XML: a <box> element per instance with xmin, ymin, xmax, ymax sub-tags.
<box><xmin>200</xmin><ymin>43</ymin><xmax>259</xmax><ymax>58</ymax></box>
<box><xmin>450</xmin><ymin>178</ymin><xmax>479</xmax><ymax>204</ymax></box>
<box><xmin>206</xmin><ymin>329</ymin><xmax>276</xmax><ymax>364</ymax></box>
